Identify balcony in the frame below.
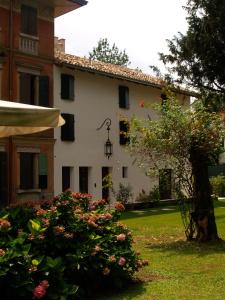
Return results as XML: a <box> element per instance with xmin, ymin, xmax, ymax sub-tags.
<box><xmin>19</xmin><ymin>34</ymin><xmax>39</xmax><ymax>55</ymax></box>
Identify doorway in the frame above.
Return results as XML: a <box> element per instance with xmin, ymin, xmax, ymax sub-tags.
<box><xmin>159</xmin><ymin>169</ymin><xmax>172</xmax><ymax>199</ymax></box>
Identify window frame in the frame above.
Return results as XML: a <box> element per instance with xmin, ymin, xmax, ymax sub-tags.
<box><xmin>61</xmin><ymin>113</ymin><xmax>75</xmax><ymax>142</ymax></box>
<box><xmin>61</xmin><ymin>74</ymin><xmax>75</xmax><ymax>101</ymax></box>
<box><xmin>21</xmin><ymin>5</ymin><xmax>38</xmax><ymax>36</ymax></box>
<box><xmin>119</xmin><ymin>85</ymin><xmax>129</xmax><ymax>109</ymax></box>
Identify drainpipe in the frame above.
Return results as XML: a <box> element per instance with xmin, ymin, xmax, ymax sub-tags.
<box><xmin>8</xmin><ymin>0</ymin><xmax>14</xmax><ymax>205</ymax></box>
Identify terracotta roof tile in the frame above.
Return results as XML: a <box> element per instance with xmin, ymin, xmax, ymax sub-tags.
<box><xmin>54</xmin><ymin>51</ymin><xmax>164</xmax><ymax>88</ymax></box>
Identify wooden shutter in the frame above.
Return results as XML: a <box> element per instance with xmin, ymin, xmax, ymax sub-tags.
<box><xmin>62</xmin><ymin>167</ymin><xmax>70</xmax><ymax>191</ymax></box>
<box><xmin>21</xmin><ymin>5</ymin><xmax>37</xmax><ymax>36</ymax></box>
<box><xmin>20</xmin><ymin>153</ymin><xmax>34</xmax><ymax>189</ymax></box>
<box><xmin>39</xmin><ymin>153</ymin><xmax>48</xmax><ymax>189</ymax></box>
<box><xmin>79</xmin><ymin>167</ymin><xmax>89</xmax><ymax>193</ymax></box>
<box><xmin>61</xmin><ymin>113</ymin><xmax>75</xmax><ymax>141</ymax></box>
<box><xmin>39</xmin><ymin>76</ymin><xmax>49</xmax><ymax>107</ymax></box>
<box><xmin>119</xmin><ymin>86</ymin><xmax>129</xmax><ymax>108</ymax></box>
<box><xmin>20</xmin><ymin>73</ymin><xmax>35</xmax><ymax>105</ymax></box>
<box><xmin>61</xmin><ymin>74</ymin><xmax>74</xmax><ymax>100</ymax></box>
<box><xmin>119</xmin><ymin>120</ymin><xmax>130</xmax><ymax>145</ymax></box>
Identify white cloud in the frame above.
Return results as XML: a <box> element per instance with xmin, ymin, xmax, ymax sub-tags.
<box><xmin>55</xmin><ymin>0</ymin><xmax>188</xmax><ymax>73</ymax></box>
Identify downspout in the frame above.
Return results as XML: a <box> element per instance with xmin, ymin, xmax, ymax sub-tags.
<box><xmin>8</xmin><ymin>0</ymin><xmax>14</xmax><ymax>205</ymax></box>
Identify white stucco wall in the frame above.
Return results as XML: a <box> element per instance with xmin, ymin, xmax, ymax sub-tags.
<box><xmin>54</xmin><ymin>65</ymin><xmax>189</xmax><ymax>201</ymax></box>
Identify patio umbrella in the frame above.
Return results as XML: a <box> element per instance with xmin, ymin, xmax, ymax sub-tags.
<box><xmin>0</xmin><ymin>100</ymin><xmax>65</xmax><ymax>137</ymax></box>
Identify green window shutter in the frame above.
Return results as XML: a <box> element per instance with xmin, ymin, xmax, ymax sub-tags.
<box><xmin>39</xmin><ymin>154</ymin><xmax>48</xmax><ymax>189</ymax></box>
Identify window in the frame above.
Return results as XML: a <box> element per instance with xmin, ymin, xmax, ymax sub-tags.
<box><xmin>61</xmin><ymin>74</ymin><xmax>74</xmax><ymax>100</ymax></box>
<box><xmin>122</xmin><ymin>167</ymin><xmax>128</xmax><ymax>178</ymax></box>
<box><xmin>62</xmin><ymin>167</ymin><xmax>71</xmax><ymax>191</ymax></box>
<box><xmin>161</xmin><ymin>93</ymin><xmax>168</xmax><ymax>106</ymax></box>
<box><xmin>79</xmin><ymin>167</ymin><xmax>89</xmax><ymax>193</ymax></box>
<box><xmin>119</xmin><ymin>120</ymin><xmax>130</xmax><ymax>145</ymax></box>
<box><xmin>119</xmin><ymin>86</ymin><xmax>129</xmax><ymax>109</ymax></box>
<box><xmin>61</xmin><ymin>113</ymin><xmax>75</xmax><ymax>141</ymax></box>
<box><xmin>0</xmin><ymin>151</ymin><xmax>8</xmax><ymax>206</ymax></box>
<box><xmin>21</xmin><ymin>5</ymin><xmax>37</xmax><ymax>36</ymax></box>
<box><xmin>20</xmin><ymin>153</ymin><xmax>35</xmax><ymax>189</ymax></box>
<box><xmin>19</xmin><ymin>73</ymin><xmax>49</xmax><ymax>106</ymax></box>
<box><xmin>39</xmin><ymin>154</ymin><xmax>48</xmax><ymax>189</ymax></box>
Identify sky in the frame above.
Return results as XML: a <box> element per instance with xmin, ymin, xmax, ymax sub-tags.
<box><xmin>55</xmin><ymin>0</ymin><xmax>188</xmax><ymax>74</ymax></box>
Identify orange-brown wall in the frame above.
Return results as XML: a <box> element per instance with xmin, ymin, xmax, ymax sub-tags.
<box><xmin>0</xmin><ymin>2</ymin><xmax>55</xmax><ymax>204</ymax></box>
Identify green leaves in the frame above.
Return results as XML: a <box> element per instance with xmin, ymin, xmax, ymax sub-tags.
<box><xmin>89</xmin><ymin>37</ymin><xmax>130</xmax><ymax>66</ymax></box>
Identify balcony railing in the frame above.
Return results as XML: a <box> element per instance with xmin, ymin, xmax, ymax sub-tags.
<box><xmin>19</xmin><ymin>34</ymin><xmax>39</xmax><ymax>55</ymax></box>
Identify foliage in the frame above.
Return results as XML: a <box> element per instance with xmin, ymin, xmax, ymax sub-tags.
<box><xmin>89</xmin><ymin>38</ymin><xmax>130</xmax><ymax>66</ymax></box>
<box><xmin>112</xmin><ymin>183</ymin><xmax>133</xmax><ymax>205</ymax></box>
<box><xmin>129</xmin><ymin>92</ymin><xmax>225</xmax><ymax>240</ymax></box>
<box><xmin>129</xmin><ymin>92</ymin><xmax>225</xmax><ymax>199</ymax></box>
<box><xmin>136</xmin><ymin>187</ymin><xmax>160</xmax><ymax>203</ymax></box>
<box><xmin>210</xmin><ymin>175</ymin><xmax>225</xmax><ymax>197</ymax></box>
<box><xmin>160</xmin><ymin>0</ymin><xmax>225</xmax><ymax>109</ymax></box>
<box><xmin>0</xmin><ymin>191</ymin><xmax>146</xmax><ymax>299</ymax></box>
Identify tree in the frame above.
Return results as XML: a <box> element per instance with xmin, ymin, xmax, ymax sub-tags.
<box><xmin>89</xmin><ymin>38</ymin><xmax>130</xmax><ymax>67</ymax></box>
<box><xmin>160</xmin><ymin>0</ymin><xmax>225</xmax><ymax>110</ymax></box>
<box><xmin>129</xmin><ymin>92</ymin><xmax>225</xmax><ymax>241</ymax></box>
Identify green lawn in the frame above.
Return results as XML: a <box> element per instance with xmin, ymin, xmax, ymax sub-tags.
<box><xmin>99</xmin><ymin>199</ymin><xmax>225</xmax><ymax>300</ymax></box>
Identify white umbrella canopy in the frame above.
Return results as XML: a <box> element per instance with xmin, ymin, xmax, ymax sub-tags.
<box><xmin>0</xmin><ymin>100</ymin><xmax>65</xmax><ymax>137</ymax></box>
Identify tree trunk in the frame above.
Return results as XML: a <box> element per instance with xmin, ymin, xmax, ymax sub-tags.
<box><xmin>189</xmin><ymin>146</ymin><xmax>219</xmax><ymax>241</ymax></box>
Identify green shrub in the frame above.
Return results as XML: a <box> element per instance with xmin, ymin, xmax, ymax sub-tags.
<box><xmin>0</xmin><ymin>191</ymin><xmax>146</xmax><ymax>299</ymax></box>
<box><xmin>112</xmin><ymin>183</ymin><xmax>133</xmax><ymax>204</ymax></box>
<box><xmin>136</xmin><ymin>186</ymin><xmax>160</xmax><ymax>203</ymax></box>
<box><xmin>209</xmin><ymin>175</ymin><xmax>225</xmax><ymax>197</ymax></box>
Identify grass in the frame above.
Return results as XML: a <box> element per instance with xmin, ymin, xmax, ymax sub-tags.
<box><xmin>98</xmin><ymin>199</ymin><xmax>225</xmax><ymax>300</ymax></box>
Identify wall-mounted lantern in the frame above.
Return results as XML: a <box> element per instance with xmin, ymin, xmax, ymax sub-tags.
<box><xmin>97</xmin><ymin>118</ymin><xmax>113</xmax><ymax>159</ymax></box>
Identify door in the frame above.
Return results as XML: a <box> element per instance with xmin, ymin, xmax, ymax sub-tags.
<box><xmin>159</xmin><ymin>169</ymin><xmax>172</xmax><ymax>199</ymax></box>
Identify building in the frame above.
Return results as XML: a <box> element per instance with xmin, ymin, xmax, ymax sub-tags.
<box><xmin>0</xmin><ymin>0</ymin><xmax>87</xmax><ymax>206</ymax></box>
<box><xmin>54</xmin><ymin>46</ymin><xmax>190</xmax><ymax>202</ymax></box>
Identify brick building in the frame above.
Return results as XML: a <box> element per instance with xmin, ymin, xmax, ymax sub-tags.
<box><xmin>0</xmin><ymin>0</ymin><xmax>87</xmax><ymax>205</ymax></box>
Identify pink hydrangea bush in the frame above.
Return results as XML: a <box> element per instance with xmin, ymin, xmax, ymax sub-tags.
<box><xmin>0</xmin><ymin>190</ymin><xmax>147</xmax><ymax>299</ymax></box>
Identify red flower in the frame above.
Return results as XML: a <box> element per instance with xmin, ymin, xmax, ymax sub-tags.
<box><xmin>139</xmin><ymin>100</ymin><xmax>145</xmax><ymax>107</ymax></box>
<box><xmin>114</xmin><ymin>202</ymin><xmax>125</xmax><ymax>212</ymax></box>
<box><xmin>116</xmin><ymin>233</ymin><xmax>126</xmax><ymax>241</ymax></box>
<box><xmin>33</xmin><ymin>285</ymin><xmax>46</xmax><ymax>299</ymax></box>
<box><xmin>118</xmin><ymin>256</ymin><xmax>126</xmax><ymax>266</ymax></box>
<box><xmin>40</xmin><ymin>280</ymin><xmax>49</xmax><ymax>289</ymax></box>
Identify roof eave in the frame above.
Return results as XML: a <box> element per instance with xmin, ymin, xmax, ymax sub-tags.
<box><xmin>55</xmin><ymin>59</ymin><xmax>194</xmax><ymax>97</ymax></box>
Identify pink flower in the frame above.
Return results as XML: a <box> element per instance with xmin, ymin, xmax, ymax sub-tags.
<box><xmin>36</xmin><ymin>209</ymin><xmax>47</xmax><ymax>216</ymax></box>
<box><xmin>40</xmin><ymin>280</ymin><xmax>49</xmax><ymax>289</ymax></box>
<box><xmin>116</xmin><ymin>233</ymin><xmax>126</xmax><ymax>241</ymax></box>
<box><xmin>64</xmin><ymin>232</ymin><xmax>74</xmax><ymax>239</ymax></box>
<box><xmin>0</xmin><ymin>248</ymin><xmax>6</xmax><ymax>256</ymax></box>
<box><xmin>0</xmin><ymin>219</ymin><xmax>11</xmax><ymax>230</ymax></box>
<box><xmin>103</xmin><ymin>213</ymin><xmax>112</xmax><ymax>220</ymax></box>
<box><xmin>94</xmin><ymin>245</ymin><xmax>101</xmax><ymax>252</ymax></box>
<box><xmin>118</xmin><ymin>257</ymin><xmax>126</xmax><ymax>267</ymax></box>
<box><xmin>53</xmin><ymin>226</ymin><xmax>65</xmax><ymax>235</ymax></box>
<box><xmin>108</xmin><ymin>255</ymin><xmax>116</xmax><ymax>263</ymax></box>
<box><xmin>28</xmin><ymin>265</ymin><xmax>37</xmax><ymax>273</ymax></box>
<box><xmin>33</xmin><ymin>285</ymin><xmax>46</xmax><ymax>299</ymax></box>
<box><xmin>139</xmin><ymin>100</ymin><xmax>145</xmax><ymax>107</ymax></box>
<box><xmin>102</xmin><ymin>267</ymin><xmax>110</xmax><ymax>276</ymax></box>
<box><xmin>114</xmin><ymin>202</ymin><xmax>125</xmax><ymax>211</ymax></box>
<box><xmin>89</xmin><ymin>204</ymin><xmax>96</xmax><ymax>211</ymax></box>
<box><xmin>42</xmin><ymin>218</ymin><xmax>50</xmax><ymax>227</ymax></box>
